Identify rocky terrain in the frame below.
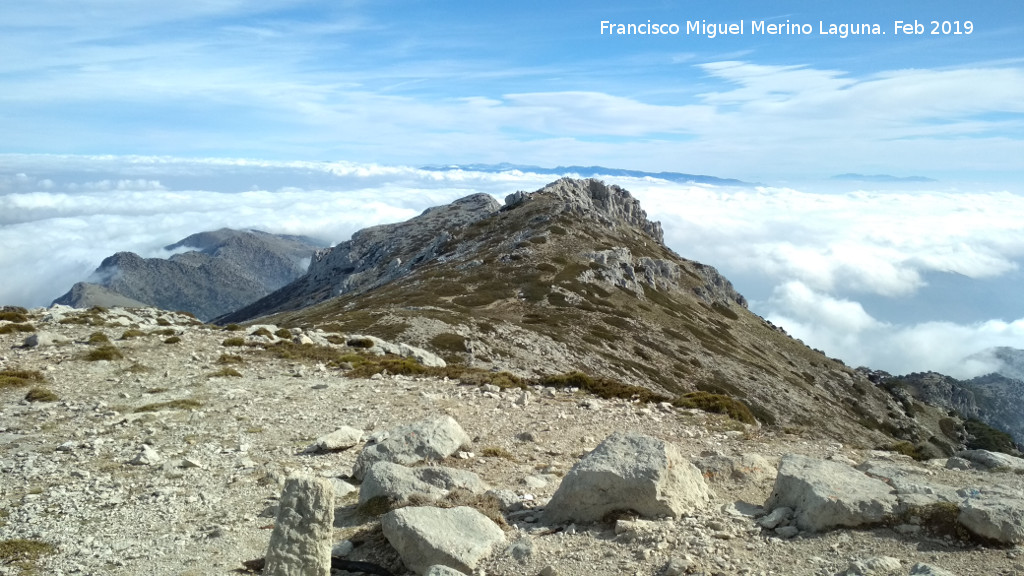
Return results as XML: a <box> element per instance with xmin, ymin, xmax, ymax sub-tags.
<box><xmin>2</xmin><ymin>306</ymin><xmax>1024</xmax><ymax>576</ymax></box>
<box><xmin>54</xmin><ymin>229</ymin><xmax>325</xmax><ymax>321</ymax></box>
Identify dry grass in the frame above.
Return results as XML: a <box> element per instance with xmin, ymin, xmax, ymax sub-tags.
<box><xmin>0</xmin><ymin>369</ymin><xmax>45</xmax><ymax>389</ymax></box>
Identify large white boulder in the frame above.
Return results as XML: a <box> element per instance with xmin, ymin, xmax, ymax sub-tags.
<box><xmin>544</xmin><ymin>432</ymin><xmax>711</xmax><ymax>524</ymax></box>
<box><xmin>958</xmin><ymin>489</ymin><xmax>1024</xmax><ymax>544</ymax></box>
<box><xmin>765</xmin><ymin>454</ymin><xmax>898</xmax><ymax>532</ymax></box>
<box><xmin>359</xmin><ymin>462</ymin><xmax>487</xmax><ymax>508</ymax></box>
<box><xmin>382</xmin><ymin>506</ymin><xmax>505</xmax><ymax>575</ymax></box>
<box><xmin>353</xmin><ymin>416</ymin><xmax>470</xmax><ymax>480</ymax></box>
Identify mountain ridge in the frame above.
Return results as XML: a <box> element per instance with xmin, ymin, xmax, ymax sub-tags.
<box><xmin>53</xmin><ymin>228</ymin><xmax>325</xmax><ymax>321</ymax></box>
<box><xmin>219</xmin><ymin>178</ymin><xmax>955</xmax><ymax>450</ymax></box>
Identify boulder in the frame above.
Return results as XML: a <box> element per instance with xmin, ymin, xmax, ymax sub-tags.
<box><xmin>22</xmin><ymin>331</ymin><xmax>70</xmax><ymax>348</ymax></box>
<box><xmin>839</xmin><ymin>556</ymin><xmax>902</xmax><ymax>575</ymax></box>
<box><xmin>309</xmin><ymin>426</ymin><xmax>363</xmax><ymax>452</ymax></box>
<box><xmin>359</xmin><ymin>462</ymin><xmax>487</xmax><ymax>507</ymax></box>
<box><xmin>544</xmin><ymin>432</ymin><xmax>710</xmax><ymax>524</ymax></box>
<box><xmin>958</xmin><ymin>489</ymin><xmax>1024</xmax><ymax>544</ymax></box>
<box><xmin>956</xmin><ymin>449</ymin><xmax>1024</xmax><ymax>471</ymax></box>
<box><xmin>381</xmin><ymin>506</ymin><xmax>505</xmax><ymax>575</ymax></box>
<box><xmin>353</xmin><ymin>416</ymin><xmax>470</xmax><ymax>480</ymax></box>
<box><xmin>694</xmin><ymin>452</ymin><xmax>774</xmax><ymax>485</ymax></box>
<box><xmin>264</xmin><ymin>474</ymin><xmax>334</xmax><ymax>576</ymax></box>
<box><xmin>909</xmin><ymin>563</ymin><xmax>956</xmax><ymax>576</ymax></box>
<box><xmin>765</xmin><ymin>454</ymin><xmax>898</xmax><ymax>532</ymax></box>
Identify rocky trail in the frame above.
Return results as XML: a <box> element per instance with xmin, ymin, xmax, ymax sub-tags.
<box><xmin>1</xmin><ymin>306</ymin><xmax>1023</xmax><ymax>575</ymax></box>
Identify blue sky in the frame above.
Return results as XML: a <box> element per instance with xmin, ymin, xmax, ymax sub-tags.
<box><xmin>2</xmin><ymin>1</ymin><xmax>1022</xmax><ymax>183</ymax></box>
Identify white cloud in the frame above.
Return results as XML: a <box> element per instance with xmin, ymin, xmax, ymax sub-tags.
<box><xmin>2</xmin><ymin>155</ymin><xmax>1023</xmax><ymax>380</ymax></box>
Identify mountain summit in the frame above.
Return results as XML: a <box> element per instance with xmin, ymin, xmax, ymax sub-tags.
<box><xmin>54</xmin><ymin>228</ymin><xmax>324</xmax><ymax>321</ymax></box>
<box><xmin>216</xmin><ymin>178</ymin><xmax>955</xmax><ymax>449</ymax></box>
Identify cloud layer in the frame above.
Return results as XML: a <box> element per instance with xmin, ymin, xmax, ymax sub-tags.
<box><xmin>2</xmin><ymin>155</ymin><xmax>1023</xmax><ymax>379</ymax></box>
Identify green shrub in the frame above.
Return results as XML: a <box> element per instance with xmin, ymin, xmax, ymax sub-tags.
<box><xmin>0</xmin><ymin>369</ymin><xmax>45</xmax><ymax>389</ymax></box>
<box><xmin>87</xmin><ymin>331</ymin><xmax>111</xmax><ymax>344</ymax></box>
<box><xmin>0</xmin><ymin>311</ymin><xmax>29</xmax><ymax>323</ymax></box>
<box><xmin>120</xmin><ymin>329</ymin><xmax>146</xmax><ymax>339</ymax></box>
<box><xmin>135</xmin><ymin>399</ymin><xmax>202</xmax><ymax>412</ymax></box>
<box><xmin>208</xmin><ymin>367</ymin><xmax>242</xmax><ymax>378</ymax></box>
<box><xmin>536</xmin><ymin>371</ymin><xmax>670</xmax><ymax>403</ymax></box>
<box><xmin>965</xmin><ymin>418</ymin><xmax>1018</xmax><ymax>454</ymax></box>
<box><xmin>24</xmin><ymin>387</ymin><xmax>59</xmax><ymax>402</ymax></box>
<box><xmin>673</xmin><ymin>392</ymin><xmax>757</xmax><ymax>425</ymax></box>
<box><xmin>83</xmin><ymin>345</ymin><xmax>124</xmax><ymax>362</ymax></box>
<box><xmin>251</xmin><ymin>327</ymin><xmax>274</xmax><ymax>338</ymax></box>
<box><xmin>346</xmin><ymin>338</ymin><xmax>375</xmax><ymax>349</ymax></box>
<box><xmin>0</xmin><ymin>323</ymin><xmax>35</xmax><ymax>334</ymax></box>
<box><xmin>222</xmin><ymin>337</ymin><xmax>246</xmax><ymax>347</ymax></box>
<box><xmin>151</xmin><ymin>328</ymin><xmax>176</xmax><ymax>336</ymax></box>
<box><xmin>274</xmin><ymin>328</ymin><xmax>293</xmax><ymax>339</ymax></box>
<box><xmin>939</xmin><ymin>417</ymin><xmax>960</xmax><ymax>440</ymax></box>
<box><xmin>430</xmin><ymin>333</ymin><xmax>467</xmax><ymax>353</ymax></box>
<box><xmin>480</xmin><ymin>446</ymin><xmax>513</xmax><ymax>459</ymax></box>
<box><xmin>878</xmin><ymin>440</ymin><xmax>928</xmax><ymax>461</ymax></box>
<box><xmin>217</xmin><ymin>354</ymin><xmax>244</xmax><ymax>365</ymax></box>
<box><xmin>163</xmin><ymin>336</ymin><xmax>181</xmax><ymax>344</ymax></box>
<box><xmin>0</xmin><ymin>538</ymin><xmax>54</xmax><ymax>565</ymax></box>
<box><xmin>156</xmin><ymin>317</ymin><xmax>171</xmax><ymax>326</ymax></box>
<box><xmin>223</xmin><ymin>324</ymin><xmax>243</xmax><ymax>331</ymax></box>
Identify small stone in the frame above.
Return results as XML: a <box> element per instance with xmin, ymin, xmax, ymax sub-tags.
<box><xmin>310</xmin><ymin>426</ymin><xmax>363</xmax><ymax>452</ymax></box>
<box><xmin>331</xmin><ymin>540</ymin><xmax>354</xmax><ymax>557</ymax></box>
<box><xmin>129</xmin><ymin>445</ymin><xmax>162</xmax><ymax>466</ymax></box>
<box><xmin>774</xmin><ymin>526</ymin><xmax>799</xmax><ymax>539</ymax></box>
<box><xmin>264</xmin><ymin>474</ymin><xmax>335</xmax><ymax>576</ymax></box>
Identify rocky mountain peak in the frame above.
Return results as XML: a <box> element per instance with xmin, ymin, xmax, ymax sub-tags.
<box><xmin>505</xmin><ymin>178</ymin><xmax>665</xmax><ymax>244</ymax></box>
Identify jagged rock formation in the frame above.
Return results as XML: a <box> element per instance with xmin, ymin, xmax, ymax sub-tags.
<box><xmin>221</xmin><ymin>178</ymin><xmax>951</xmax><ymax>449</ymax></box>
<box><xmin>218</xmin><ymin>194</ymin><xmax>502</xmax><ymax>323</ymax></box>
<box><xmin>889</xmin><ymin>371</ymin><xmax>1024</xmax><ymax>446</ymax></box>
<box><xmin>54</xmin><ymin>228</ymin><xmax>324</xmax><ymax>321</ymax></box>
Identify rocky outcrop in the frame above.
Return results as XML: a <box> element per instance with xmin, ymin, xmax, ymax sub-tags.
<box><xmin>381</xmin><ymin>506</ymin><xmax>505</xmax><ymax>575</ymax></box>
<box><xmin>53</xmin><ymin>228</ymin><xmax>323</xmax><ymax>321</ymax></box>
<box><xmin>506</xmin><ymin>178</ymin><xmax>664</xmax><ymax>244</ymax></box>
<box><xmin>762</xmin><ymin>452</ymin><xmax>1024</xmax><ymax>545</ymax></box>
<box><xmin>352</xmin><ymin>416</ymin><xmax>471</xmax><ymax>480</ymax></box>
<box><xmin>544</xmin><ymin>432</ymin><xmax>711</xmax><ymax>524</ymax></box>
<box><xmin>217</xmin><ymin>194</ymin><xmax>500</xmax><ymax>323</ymax></box>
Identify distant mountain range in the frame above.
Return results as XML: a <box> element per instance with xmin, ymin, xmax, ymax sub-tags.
<box><xmin>53</xmin><ymin>229</ymin><xmax>325</xmax><ymax>321</ymax></box>
<box><xmin>831</xmin><ymin>173</ymin><xmax>936</xmax><ymax>183</ymax></box>
<box><xmin>420</xmin><ymin>163</ymin><xmax>755</xmax><ymax>186</ymax></box>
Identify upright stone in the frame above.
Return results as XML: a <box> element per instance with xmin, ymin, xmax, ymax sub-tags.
<box><xmin>264</xmin><ymin>474</ymin><xmax>335</xmax><ymax>576</ymax></box>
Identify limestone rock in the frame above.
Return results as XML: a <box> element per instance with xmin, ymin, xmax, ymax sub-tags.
<box><xmin>544</xmin><ymin>432</ymin><xmax>710</xmax><ymax>524</ymax></box>
<box><xmin>956</xmin><ymin>449</ymin><xmax>1024</xmax><ymax>471</ymax></box>
<box><xmin>839</xmin><ymin>556</ymin><xmax>902</xmax><ymax>575</ymax></box>
<box><xmin>358</xmin><ymin>462</ymin><xmax>487</xmax><ymax>508</ymax></box>
<box><xmin>381</xmin><ymin>506</ymin><xmax>505</xmax><ymax>575</ymax></box>
<box><xmin>958</xmin><ymin>489</ymin><xmax>1024</xmax><ymax>544</ymax></box>
<box><xmin>129</xmin><ymin>445</ymin><xmax>162</xmax><ymax>466</ymax></box>
<box><xmin>424</xmin><ymin>566</ymin><xmax>467</xmax><ymax>576</ymax></box>
<box><xmin>694</xmin><ymin>452</ymin><xmax>774</xmax><ymax>485</ymax></box>
<box><xmin>23</xmin><ymin>331</ymin><xmax>70</xmax><ymax>348</ymax></box>
<box><xmin>264</xmin><ymin>474</ymin><xmax>335</xmax><ymax>576</ymax></box>
<box><xmin>909</xmin><ymin>563</ymin><xmax>956</xmax><ymax>576</ymax></box>
<box><xmin>765</xmin><ymin>454</ymin><xmax>898</xmax><ymax>532</ymax></box>
<box><xmin>309</xmin><ymin>426</ymin><xmax>363</xmax><ymax>452</ymax></box>
<box><xmin>352</xmin><ymin>416</ymin><xmax>470</xmax><ymax>480</ymax></box>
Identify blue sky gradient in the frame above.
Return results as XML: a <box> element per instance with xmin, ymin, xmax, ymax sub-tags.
<box><xmin>2</xmin><ymin>1</ymin><xmax>1022</xmax><ymax>183</ymax></box>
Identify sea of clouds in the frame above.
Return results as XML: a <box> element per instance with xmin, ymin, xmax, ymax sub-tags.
<box><xmin>2</xmin><ymin>155</ymin><xmax>1022</xmax><ymax>379</ymax></box>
